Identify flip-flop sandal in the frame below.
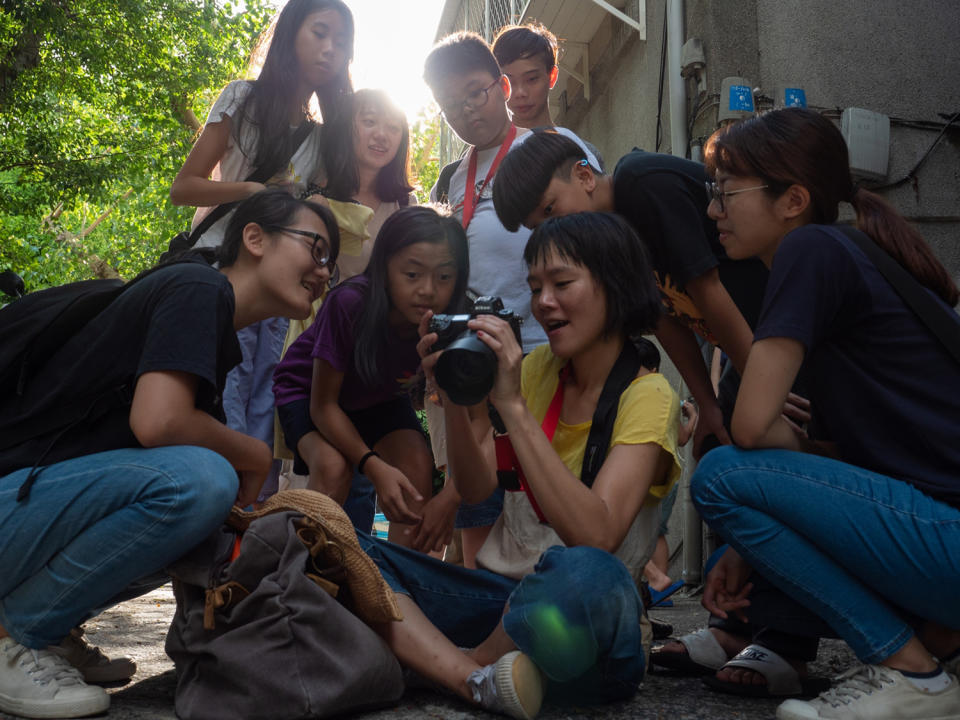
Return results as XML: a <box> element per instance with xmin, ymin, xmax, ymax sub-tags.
<box><xmin>702</xmin><ymin>644</ymin><xmax>832</xmax><ymax>698</ymax></box>
<box><xmin>651</xmin><ymin>628</ymin><xmax>729</xmax><ymax>675</ymax></box>
<box><xmin>649</xmin><ymin>579</ymin><xmax>684</xmax><ymax>608</ymax></box>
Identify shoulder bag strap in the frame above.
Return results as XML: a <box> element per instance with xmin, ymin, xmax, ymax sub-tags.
<box><xmin>834</xmin><ymin>225</ymin><xmax>960</xmax><ymax>367</ymax></box>
<box><xmin>580</xmin><ymin>340</ymin><xmax>642</xmax><ymax>487</ymax></box>
<box><xmin>188</xmin><ymin>120</ymin><xmax>317</xmax><ymax>244</ymax></box>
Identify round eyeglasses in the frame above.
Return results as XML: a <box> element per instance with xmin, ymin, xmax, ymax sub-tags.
<box><xmin>704</xmin><ymin>180</ymin><xmax>769</xmax><ymax>213</ymax></box>
<box><xmin>266</xmin><ymin>226</ymin><xmax>339</xmax><ymax>288</ymax></box>
<box><xmin>438</xmin><ymin>79</ymin><xmax>500</xmax><ymax>121</ymax></box>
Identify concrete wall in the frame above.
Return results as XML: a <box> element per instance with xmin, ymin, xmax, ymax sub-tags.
<box><xmin>553</xmin><ymin>0</ymin><xmax>959</xmax><ymax>580</ymax></box>
<box><xmin>556</xmin><ymin>0</ymin><xmax>960</xmax><ymax>284</ymax></box>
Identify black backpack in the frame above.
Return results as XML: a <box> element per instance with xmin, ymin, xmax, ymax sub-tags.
<box><xmin>434</xmin><ymin>158</ymin><xmax>463</xmax><ymax>206</ymax></box>
<box><xmin>0</xmin><ymin>253</ymin><xmax>213</xmax><ymax>499</ymax></box>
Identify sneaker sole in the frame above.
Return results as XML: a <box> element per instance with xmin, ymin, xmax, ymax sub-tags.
<box><xmin>0</xmin><ymin>689</ymin><xmax>110</xmax><ymax>719</ymax></box>
<box><xmin>495</xmin><ymin>651</ymin><xmax>544</xmax><ymax>720</ymax></box>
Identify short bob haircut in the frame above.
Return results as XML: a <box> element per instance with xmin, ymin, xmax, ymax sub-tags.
<box><xmin>424</xmin><ymin>31</ymin><xmax>501</xmax><ymax>91</ymax></box>
<box><xmin>321</xmin><ymin>89</ymin><xmax>414</xmax><ymax>204</ymax></box>
<box><xmin>524</xmin><ymin>212</ymin><xmax>661</xmax><ymax>338</ymax></box>
<box><xmin>494</xmin><ymin>129</ymin><xmax>593</xmax><ymax>231</ymax></box>
<box><xmin>492</xmin><ymin>22</ymin><xmax>559</xmax><ymax>72</ymax></box>
<box><xmin>218</xmin><ymin>188</ymin><xmax>340</xmax><ymax>269</ymax></box>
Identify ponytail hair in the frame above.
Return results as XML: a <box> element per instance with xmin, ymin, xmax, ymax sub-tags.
<box><xmin>705</xmin><ymin>108</ymin><xmax>957</xmax><ymax>306</ymax></box>
<box><xmin>849</xmin><ymin>187</ymin><xmax>957</xmax><ymax>305</ymax></box>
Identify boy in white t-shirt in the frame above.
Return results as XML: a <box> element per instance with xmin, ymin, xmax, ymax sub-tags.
<box><xmin>426</xmin><ymin>32</ymin><xmax>544</xmax><ymax>353</ymax></box>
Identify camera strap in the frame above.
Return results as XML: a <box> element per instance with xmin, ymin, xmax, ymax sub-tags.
<box><xmin>461</xmin><ymin>124</ymin><xmax>517</xmax><ymax>230</ymax></box>
<box><xmin>497</xmin><ymin>340</ymin><xmax>641</xmax><ymax>523</ymax></box>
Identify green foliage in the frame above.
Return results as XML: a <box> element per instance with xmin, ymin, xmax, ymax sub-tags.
<box><xmin>0</xmin><ymin>0</ymin><xmax>274</xmax><ymax>291</ymax></box>
<box><xmin>409</xmin><ymin>105</ymin><xmax>443</xmax><ymax>204</ymax></box>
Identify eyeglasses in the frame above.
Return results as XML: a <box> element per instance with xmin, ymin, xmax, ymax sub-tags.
<box><xmin>438</xmin><ymin>79</ymin><xmax>500</xmax><ymax>121</ymax></box>
<box><xmin>704</xmin><ymin>180</ymin><xmax>769</xmax><ymax>213</ymax></box>
<box><xmin>266</xmin><ymin>226</ymin><xmax>340</xmax><ymax>287</ymax></box>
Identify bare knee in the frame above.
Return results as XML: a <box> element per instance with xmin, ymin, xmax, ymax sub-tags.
<box><xmin>299</xmin><ymin>432</ymin><xmax>352</xmax><ymax>503</ymax></box>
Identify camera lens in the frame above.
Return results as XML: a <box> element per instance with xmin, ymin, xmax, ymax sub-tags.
<box><xmin>434</xmin><ymin>332</ymin><xmax>497</xmax><ymax>405</ymax></box>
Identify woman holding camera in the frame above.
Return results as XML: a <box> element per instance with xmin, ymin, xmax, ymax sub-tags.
<box><xmin>359</xmin><ymin>212</ymin><xmax>681</xmax><ymax>719</ymax></box>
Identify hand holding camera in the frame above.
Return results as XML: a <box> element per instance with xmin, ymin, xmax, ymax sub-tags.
<box><xmin>425</xmin><ymin>296</ymin><xmax>523</xmax><ymax>406</ymax></box>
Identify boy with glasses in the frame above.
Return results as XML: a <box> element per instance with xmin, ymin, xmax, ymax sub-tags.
<box><xmin>427</xmin><ymin>31</ymin><xmax>546</xmax><ymax>354</ymax></box>
<box><xmin>425</xmin><ymin>33</ymin><xmax>602</xmax><ymax>570</ymax></box>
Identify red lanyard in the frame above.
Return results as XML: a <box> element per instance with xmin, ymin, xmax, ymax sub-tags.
<box><xmin>461</xmin><ymin>124</ymin><xmax>517</xmax><ymax>230</ymax></box>
<box><xmin>496</xmin><ymin>363</ymin><xmax>570</xmax><ymax>524</ymax></box>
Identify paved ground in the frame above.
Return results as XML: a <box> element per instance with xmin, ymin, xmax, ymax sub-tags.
<box><xmin>1</xmin><ymin>584</ymin><xmax>858</xmax><ymax>720</ymax></box>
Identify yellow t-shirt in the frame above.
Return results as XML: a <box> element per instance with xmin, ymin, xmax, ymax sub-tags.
<box><xmin>520</xmin><ymin>343</ymin><xmax>682</xmax><ymax>499</ymax></box>
<box><xmin>476</xmin><ymin>344</ymin><xmax>682</xmax><ymax>584</ymax></box>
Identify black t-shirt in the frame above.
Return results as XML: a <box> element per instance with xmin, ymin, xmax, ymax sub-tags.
<box><xmin>0</xmin><ymin>263</ymin><xmax>241</xmax><ymax>475</ymax></box>
<box><xmin>755</xmin><ymin>224</ymin><xmax>960</xmax><ymax>508</ymax></box>
<box><xmin>612</xmin><ymin>150</ymin><xmax>769</xmax><ymax>344</ymax></box>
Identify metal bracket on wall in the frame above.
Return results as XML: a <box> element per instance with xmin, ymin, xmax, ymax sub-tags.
<box><xmin>589</xmin><ymin>0</ymin><xmax>647</xmax><ymax>39</ymax></box>
<box><xmin>560</xmin><ymin>41</ymin><xmax>591</xmax><ymax>102</ymax></box>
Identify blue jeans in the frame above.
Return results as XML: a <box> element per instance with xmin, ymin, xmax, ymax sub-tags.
<box><xmin>344</xmin><ymin>469</ymin><xmax>376</xmax><ymax>535</ymax></box>
<box><xmin>356</xmin><ymin>535</ymin><xmax>645</xmax><ymax>705</ymax></box>
<box><xmin>691</xmin><ymin>446</ymin><xmax>960</xmax><ymax>663</ymax></box>
<box><xmin>0</xmin><ymin>446</ymin><xmax>237</xmax><ymax>648</ymax></box>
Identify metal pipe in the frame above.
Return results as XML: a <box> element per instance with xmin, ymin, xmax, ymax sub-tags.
<box><xmin>667</xmin><ymin>0</ymin><xmax>688</xmax><ymax>158</ymax></box>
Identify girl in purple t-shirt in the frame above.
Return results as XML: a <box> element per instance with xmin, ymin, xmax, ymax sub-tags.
<box><xmin>274</xmin><ymin>206</ymin><xmax>469</xmax><ymax>549</ymax></box>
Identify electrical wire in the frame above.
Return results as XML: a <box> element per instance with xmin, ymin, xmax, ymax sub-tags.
<box><xmin>654</xmin><ymin>0</ymin><xmax>668</xmax><ymax>152</ymax></box>
<box><xmin>865</xmin><ymin>109</ymin><xmax>960</xmax><ymax>192</ymax></box>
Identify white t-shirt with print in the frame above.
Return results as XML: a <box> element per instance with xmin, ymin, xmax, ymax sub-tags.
<box><xmin>191</xmin><ymin>80</ymin><xmax>324</xmax><ymax>249</ymax></box>
<box><xmin>431</xmin><ymin>129</ymin><xmax>547</xmax><ymax>354</ymax></box>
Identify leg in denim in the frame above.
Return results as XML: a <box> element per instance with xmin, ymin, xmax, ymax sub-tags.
<box><xmin>0</xmin><ymin>446</ymin><xmax>237</xmax><ymax>648</ymax></box>
<box><xmin>358</xmin><ymin>535</ymin><xmax>644</xmax><ymax>704</ymax></box>
<box><xmin>504</xmin><ymin>546</ymin><xmax>645</xmax><ymax>704</ymax></box>
<box><xmin>343</xmin><ymin>469</ymin><xmax>377</xmax><ymax>535</ymax></box>
<box><xmin>692</xmin><ymin>446</ymin><xmax>960</xmax><ymax>663</ymax></box>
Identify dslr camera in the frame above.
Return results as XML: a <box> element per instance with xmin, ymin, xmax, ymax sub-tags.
<box><xmin>428</xmin><ymin>296</ymin><xmax>522</xmax><ymax>405</ymax></box>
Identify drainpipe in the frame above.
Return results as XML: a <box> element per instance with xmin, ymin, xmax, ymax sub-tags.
<box><xmin>667</xmin><ymin>0</ymin><xmax>687</xmax><ymax>158</ymax></box>
<box><xmin>667</xmin><ymin>0</ymin><xmax>702</xmax><ymax>587</ymax></box>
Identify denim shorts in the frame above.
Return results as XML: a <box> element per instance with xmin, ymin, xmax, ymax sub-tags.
<box><xmin>657</xmin><ymin>482</ymin><xmax>679</xmax><ymax>537</ymax></box>
<box><xmin>276</xmin><ymin>396</ymin><xmax>422</xmax><ymax>475</ymax></box>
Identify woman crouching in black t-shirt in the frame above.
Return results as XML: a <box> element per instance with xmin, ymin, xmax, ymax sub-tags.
<box><xmin>690</xmin><ymin>107</ymin><xmax>960</xmax><ymax>720</ymax></box>
<box><xmin>0</xmin><ymin>189</ymin><xmax>339</xmax><ymax>720</ymax></box>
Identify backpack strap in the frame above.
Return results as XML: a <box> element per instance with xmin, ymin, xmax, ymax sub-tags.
<box><xmin>434</xmin><ymin>159</ymin><xmax>462</xmax><ymax>206</ymax></box>
<box><xmin>833</xmin><ymin>225</ymin><xmax>960</xmax><ymax>367</ymax></box>
<box><xmin>184</xmin><ymin>120</ymin><xmax>317</xmax><ymax>247</ymax></box>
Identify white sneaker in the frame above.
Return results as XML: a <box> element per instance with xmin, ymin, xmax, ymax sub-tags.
<box><xmin>49</xmin><ymin>626</ymin><xmax>136</xmax><ymax>683</ymax></box>
<box><xmin>776</xmin><ymin>663</ymin><xmax>960</xmax><ymax>720</ymax></box>
<box><xmin>0</xmin><ymin>637</ymin><xmax>109</xmax><ymax>719</ymax></box>
<box><xmin>466</xmin><ymin>650</ymin><xmax>544</xmax><ymax>719</ymax></box>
